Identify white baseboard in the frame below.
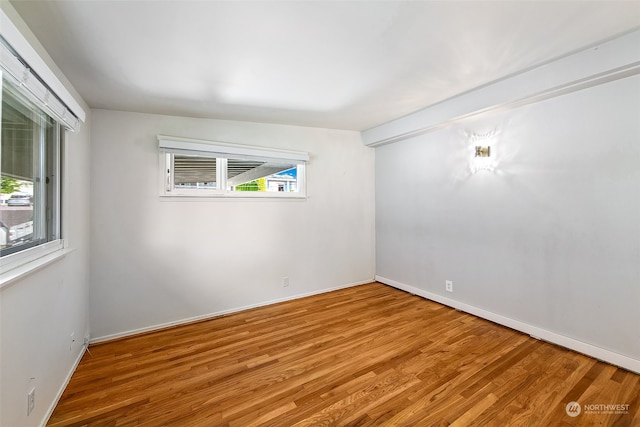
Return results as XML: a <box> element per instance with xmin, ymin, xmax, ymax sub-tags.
<box><xmin>376</xmin><ymin>275</ymin><xmax>640</xmax><ymax>375</ymax></box>
<box><xmin>41</xmin><ymin>344</ymin><xmax>87</xmax><ymax>427</ymax></box>
<box><xmin>91</xmin><ymin>279</ymin><xmax>374</xmax><ymax>344</ymax></box>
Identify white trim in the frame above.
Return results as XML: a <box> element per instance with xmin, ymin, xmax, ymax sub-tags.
<box><xmin>0</xmin><ymin>242</ymin><xmax>71</xmax><ymax>290</ymax></box>
<box><xmin>160</xmin><ymin>192</ymin><xmax>308</xmax><ymax>200</ymax></box>
<box><xmin>158</xmin><ymin>135</ymin><xmax>309</xmax><ymax>162</ymax></box>
<box><xmin>375</xmin><ymin>275</ymin><xmax>640</xmax><ymax>375</ymax></box>
<box><xmin>90</xmin><ymin>279</ymin><xmax>374</xmax><ymax>344</ymax></box>
<box><xmin>0</xmin><ymin>8</ymin><xmax>86</xmax><ymax>123</ymax></box>
<box><xmin>41</xmin><ymin>343</ymin><xmax>87</xmax><ymax>427</ymax></box>
<box><xmin>1</xmin><ymin>42</ymin><xmax>80</xmax><ymax>130</ymax></box>
<box><xmin>362</xmin><ymin>29</ymin><xmax>640</xmax><ymax>147</ymax></box>
<box><xmin>366</xmin><ymin>63</ymin><xmax>640</xmax><ymax>147</ymax></box>
<box><xmin>160</xmin><ymin>153</ymin><xmax>225</xmax><ymax>197</ymax></box>
<box><xmin>159</xmin><ymin>148</ymin><xmax>307</xmax><ymax>199</ymax></box>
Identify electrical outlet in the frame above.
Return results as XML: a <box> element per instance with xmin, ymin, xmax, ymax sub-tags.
<box><xmin>27</xmin><ymin>388</ymin><xmax>35</xmax><ymax>416</ymax></box>
<box><xmin>445</xmin><ymin>280</ymin><xmax>453</xmax><ymax>293</ymax></box>
<box><xmin>70</xmin><ymin>332</ymin><xmax>75</xmax><ymax>351</ymax></box>
<box><xmin>283</xmin><ymin>277</ymin><xmax>289</xmax><ymax>287</ymax></box>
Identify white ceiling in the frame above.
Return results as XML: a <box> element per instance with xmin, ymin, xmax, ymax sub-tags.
<box><xmin>9</xmin><ymin>0</ymin><xmax>640</xmax><ymax>131</ymax></box>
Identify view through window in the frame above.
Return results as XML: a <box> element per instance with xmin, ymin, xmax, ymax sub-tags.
<box><xmin>0</xmin><ymin>77</ymin><xmax>61</xmax><ymax>257</ymax></box>
<box><xmin>159</xmin><ymin>136</ymin><xmax>308</xmax><ymax>197</ymax></box>
<box><xmin>163</xmin><ymin>151</ymin><xmax>305</xmax><ymax>197</ymax></box>
<box><xmin>227</xmin><ymin>158</ymin><xmax>299</xmax><ymax>193</ymax></box>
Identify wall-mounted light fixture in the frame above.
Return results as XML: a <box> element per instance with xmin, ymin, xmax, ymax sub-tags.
<box><xmin>475</xmin><ymin>146</ymin><xmax>491</xmax><ymax>158</ymax></box>
<box><xmin>469</xmin><ymin>131</ymin><xmax>496</xmax><ymax>173</ymax></box>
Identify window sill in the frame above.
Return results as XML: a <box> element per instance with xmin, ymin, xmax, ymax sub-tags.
<box><xmin>160</xmin><ymin>192</ymin><xmax>307</xmax><ymax>200</ymax></box>
<box><xmin>0</xmin><ymin>245</ymin><xmax>73</xmax><ymax>290</ymax></box>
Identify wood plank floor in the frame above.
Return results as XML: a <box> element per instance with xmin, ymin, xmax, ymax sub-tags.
<box><xmin>48</xmin><ymin>283</ymin><xmax>640</xmax><ymax>426</ymax></box>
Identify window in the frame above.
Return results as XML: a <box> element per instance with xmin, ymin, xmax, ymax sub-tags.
<box><xmin>0</xmin><ymin>13</ymin><xmax>85</xmax><ymax>279</ymax></box>
<box><xmin>159</xmin><ymin>136</ymin><xmax>308</xmax><ymax>198</ymax></box>
<box><xmin>0</xmin><ymin>76</ymin><xmax>62</xmax><ymax>258</ymax></box>
<box><xmin>174</xmin><ymin>154</ymin><xmax>219</xmax><ymax>190</ymax></box>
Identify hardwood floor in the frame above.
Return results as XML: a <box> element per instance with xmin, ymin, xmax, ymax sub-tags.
<box><xmin>48</xmin><ymin>283</ymin><xmax>639</xmax><ymax>426</ymax></box>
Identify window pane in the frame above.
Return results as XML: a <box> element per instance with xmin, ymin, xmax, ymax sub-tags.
<box><xmin>227</xmin><ymin>158</ymin><xmax>300</xmax><ymax>193</ymax></box>
<box><xmin>173</xmin><ymin>154</ymin><xmax>217</xmax><ymax>189</ymax></box>
<box><xmin>1</xmin><ymin>77</ymin><xmax>60</xmax><ymax>256</ymax></box>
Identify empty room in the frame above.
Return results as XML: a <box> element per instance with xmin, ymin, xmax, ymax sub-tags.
<box><xmin>1</xmin><ymin>0</ymin><xmax>639</xmax><ymax>426</ymax></box>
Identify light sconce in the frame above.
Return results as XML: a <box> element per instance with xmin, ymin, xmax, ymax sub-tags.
<box><xmin>475</xmin><ymin>146</ymin><xmax>491</xmax><ymax>158</ymax></box>
<box><xmin>469</xmin><ymin>131</ymin><xmax>496</xmax><ymax>173</ymax></box>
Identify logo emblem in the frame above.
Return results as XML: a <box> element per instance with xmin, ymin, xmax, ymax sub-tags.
<box><xmin>566</xmin><ymin>401</ymin><xmax>581</xmax><ymax>417</ymax></box>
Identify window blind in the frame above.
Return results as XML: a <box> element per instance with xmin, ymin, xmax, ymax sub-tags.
<box><xmin>173</xmin><ymin>155</ymin><xmax>218</xmax><ymax>185</ymax></box>
<box><xmin>0</xmin><ymin>38</ymin><xmax>80</xmax><ymax>131</ymax></box>
<box><xmin>158</xmin><ymin>135</ymin><xmax>309</xmax><ymax>163</ymax></box>
<box><xmin>0</xmin><ymin>9</ymin><xmax>85</xmax><ymax>131</ymax></box>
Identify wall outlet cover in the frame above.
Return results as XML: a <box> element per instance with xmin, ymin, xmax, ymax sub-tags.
<box><xmin>27</xmin><ymin>388</ymin><xmax>35</xmax><ymax>416</ymax></box>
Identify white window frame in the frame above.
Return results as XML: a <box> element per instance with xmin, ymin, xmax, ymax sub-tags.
<box><xmin>158</xmin><ymin>135</ymin><xmax>308</xmax><ymax>199</ymax></box>
<box><xmin>0</xmin><ymin>9</ymin><xmax>86</xmax><ymax>285</ymax></box>
<box><xmin>1</xmin><ymin>9</ymin><xmax>85</xmax><ymax>126</ymax></box>
<box><xmin>0</xmin><ymin>80</ymin><xmax>65</xmax><ymax>284</ymax></box>
<box><xmin>0</xmin><ymin>240</ymin><xmax>66</xmax><ymax>287</ymax></box>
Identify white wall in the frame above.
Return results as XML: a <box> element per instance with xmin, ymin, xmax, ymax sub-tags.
<box><xmin>0</xmin><ymin>4</ymin><xmax>91</xmax><ymax>427</ymax></box>
<box><xmin>375</xmin><ymin>72</ymin><xmax>640</xmax><ymax>369</ymax></box>
<box><xmin>90</xmin><ymin>110</ymin><xmax>375</xmax><ymax>341</ymax></box>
